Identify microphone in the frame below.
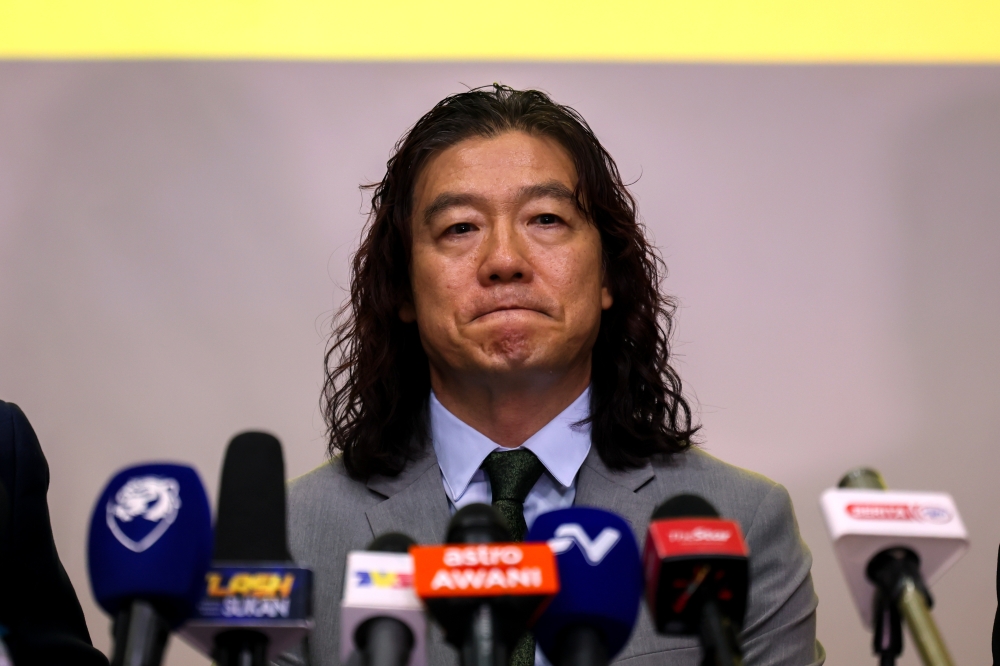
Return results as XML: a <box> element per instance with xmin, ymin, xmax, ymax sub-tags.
<box><xmin>643</xmin><ymin>494</ymin><xmax>748</xmax><ymax>666</ymax></box>
<box><xmin>87</xmin><ymin>463</ymin><xmax>213</xmax><ymax>666</ymax></box>
<box><xmin>820</xmin><ymin>468</ymin><xmax>967</xmax><ymax>666</ymax></box>
<box><xmin>178</xmin><ymin>432</ymin><xmax>313</xmax><ymax>666</ymax></box>
<box><xmin>340</xmin><ymin>532</ymin><xmax>426</xmax><ymax>666</ymax></box>
<box><xmin>526</xmin><ymin>507</ymin><xmax>643</xmax><ymax>666</ymax></box>
<box><xmin>410</xmin><ymin>503</ymin><xmax>560</xmax><ymax>666</ymax></box>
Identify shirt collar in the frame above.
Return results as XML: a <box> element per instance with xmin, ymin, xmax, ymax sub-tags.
<box><xmin>430</xmin><ymin>388</ymin><xmax>592</xmax><ymax>503</ymax></box>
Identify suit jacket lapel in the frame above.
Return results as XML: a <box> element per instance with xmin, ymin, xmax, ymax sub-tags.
<box><xmin>575</xmin><ymin>447</ymin><xmax>657</xmax><ymax>540</ymax></box>
<box><xmin>364</xmin><ymin>449</ymin><xmax>453</xmax><ymax>545</ymax></box>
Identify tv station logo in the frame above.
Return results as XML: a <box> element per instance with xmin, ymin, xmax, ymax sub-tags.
<box><xmin>105</xmin><ymin>475</ymin><xmax>182</xmax><ymax>553</ymax></box>
<box><xmin>411</xmin><ymin>543</ymin><xmax>559</xmax><ymax>597</ymax></box>
<box><xmin>354</xmin><ymin>570</ymin><xmax>414</xmax><ymax>589</ymax></box>
<box><xmin>845</xmin><ymin>503</ymin><xmax>953</xmax><ymax>524</ymax></box>
<box><xmin>547</xmin><ymin>523</ymin><xmax>622</xmax><ymax>565</ymax></box>
<box><xmin>196</xmin><ymin>567</ymin><xmax>312</xmax><ymax>620</ymax></box>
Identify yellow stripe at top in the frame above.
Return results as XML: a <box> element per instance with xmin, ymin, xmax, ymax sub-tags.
<box><xmin>1</xmin><ymin>0</ymin><xmax>998</xmax><ymax>62</ymax></box>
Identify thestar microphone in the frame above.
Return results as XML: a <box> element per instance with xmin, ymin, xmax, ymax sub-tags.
<box><xmin>644</xmin><ymin>494</ymin><xmax>748</xmax><ymax>666</ymax></box>
<box><xmin>179</xmin><ymin>432</ymin><xmax>313</xmax><ymax>666</ymax></box>
<box><xmin>526</xmin><ymin>507</ymin><xmax>644</xmax><ymax>666</ymax></box>
<box><xmin>87</xmin><ymin>463</ymin><xmax>213</xmax><ymax>666</ymax></box>
<box><xmin>410</xmin><ymin>503</ymin><xmax>560</xmax><ymax>666</ymax></box>
<box><xmin>340</xmin><ymin>532</ymin><xmax>426</xmax><ymax>666</ymax></box>
<box><xmin>820</xmin><ymin>468</ymin><xmax>967</xmax><ymax>666</ymax></box>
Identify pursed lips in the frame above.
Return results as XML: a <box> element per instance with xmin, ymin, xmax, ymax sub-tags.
<box><xmin>470</xmin><ymin>304</ymin><xmax>548</xmax><ymax>321</ymax></box>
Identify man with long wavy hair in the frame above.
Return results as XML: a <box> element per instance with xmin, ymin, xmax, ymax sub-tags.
<box><xmin>284</xmin><ymin>85</ymin><xmax>823</xmax><ymax>666</ymax></box>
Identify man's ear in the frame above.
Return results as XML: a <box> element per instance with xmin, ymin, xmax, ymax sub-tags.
<box><xmin>399</xmin><ymin>301</ymin><xmax>417</xmax><ymax>323</ymax></box>
<box><xmin>601</xmin><ymin>268</ymin><xmax>613</xmax><ymax>310</ymax></box>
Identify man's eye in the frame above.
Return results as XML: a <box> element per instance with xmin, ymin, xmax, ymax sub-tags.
<box><xmin>447</xmin><ymin>223</ymin><xmax>475</xmax><ymax>235</ymax></box>
<box><xmin>536</xmin><ymin>214</ymin><xmax>562</xmax><ymax>225</ymax></box>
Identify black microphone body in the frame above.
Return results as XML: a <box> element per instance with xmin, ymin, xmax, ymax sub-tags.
<box><xmin>554</xmin><ymin>625</ymin><xmax>608</xmax><ymax>666</ymax></box>
<box><xmin>110</xmin><ymin>600</ymin><xmax>171</xmax><ymax>666</ymax></box>
<box><xmin>644</xmin><ymin>494</ymin><xmax>748</xmax><ymax>666</ymax></box>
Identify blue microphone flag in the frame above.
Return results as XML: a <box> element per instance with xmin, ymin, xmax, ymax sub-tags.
<box><xmin>526</xmin><ymin>506</ymin><xmax>644</xmax><ymax>660</ymax></box>
<box><xmin>88</xmin><ymin>462</ymin><xmax>213</xmax><ymax>626</ymax></box>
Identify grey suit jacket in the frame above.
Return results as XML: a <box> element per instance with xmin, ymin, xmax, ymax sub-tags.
<box><xmin>279</xmin><ymin>445</ymin><xmax>825</xmax><ymax>666</ymax></box>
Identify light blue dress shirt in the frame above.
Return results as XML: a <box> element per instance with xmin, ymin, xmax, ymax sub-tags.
<box><xmin>429</xmin><ymin>388</ymin><xmax>593</xmax><ymax>666</ymax></box>
<box><xmin>429</xmin><ymin>387</ymin><xmax>593</xmax><ymax>527</ymax></box>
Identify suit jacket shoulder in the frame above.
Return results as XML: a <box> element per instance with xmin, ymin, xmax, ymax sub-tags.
<box><xmin>284</xmin><ymin>450</ymin><xmax>456</xmax><ymax>666</ymax></box>
<box><xmin>0</xmin><ymin>400</ymin><xmax>109</xmax><ymax>666</ymax></box>
<box><xmin>577</xmin><ymin>446</ymin><xmax>824</xmax><ymax>666</ymax></box>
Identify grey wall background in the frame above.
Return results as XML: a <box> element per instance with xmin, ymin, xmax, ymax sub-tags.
<box><xmin>1</xmin><ymin>62</ymin><xmax>998</xmax><ymax>665</ymax></box>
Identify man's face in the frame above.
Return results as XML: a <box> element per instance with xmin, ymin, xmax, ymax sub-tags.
<box><xmin>403</xmin><ymin>131</ymin><xmax>612</xmax><ymax>388</ymax></box>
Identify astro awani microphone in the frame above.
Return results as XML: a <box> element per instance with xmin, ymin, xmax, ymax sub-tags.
<box><xmin>410</xmin><ymin>503</ymin><xmax>559</xmax><ymax>666</ymax></box>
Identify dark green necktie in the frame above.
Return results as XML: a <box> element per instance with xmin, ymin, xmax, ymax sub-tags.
<box><xmin>480</xmin><ymin>449</ymin><xmax>545</xmax><ymax>666</ymax></box>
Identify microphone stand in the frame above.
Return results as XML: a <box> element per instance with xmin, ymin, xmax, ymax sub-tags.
<box><xmin>699</xmin><ymin>600</ymin><xmax>743</xmax><ymax>666</ymax></box>
<box><xmin>556</xmin><ymin>625</ymin><xmax>609</xmax><ymax>666</ymax></box>
<box><xmin>872</xmin><ymin>590</ymin><xmax>902</xmax><ymax>666</ymax></box>
<box><xmin>461</xmin><ymin>603</ymin><xmax>508</xmax><ymax>666</ymax></box>
<box><xmin>111</xmin><ymin>600</ymin><xmax>170</xmax><ymax>666</ymax></box>
<box><xmin>867</xmin><ymin>548</ymin><xmax>954</xmax><ymax>666</ymax></box>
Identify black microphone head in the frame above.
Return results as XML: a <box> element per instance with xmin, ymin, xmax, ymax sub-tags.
<box><xmin>838</xmin><ymin>467</ymin><xmax>888</xmax><ymax>490</ymax></box>
<box><xmin>367</xmin><ymin>532</ymin><xmax>416</xmax><ymax>553</ymax></box>
<box><xmin>445</xmin><ymin>503</ymin><xmax>512</xmax><ymax>544</ymax></box>
<box><xmin>652</xmin><ymin>494</ymin><xmax>719</xmax><ymax>521</ymax></box>
<box><xmin>213</xmin><ymin>431</ymin><xmax>291</xmax><ymax>562</ymax></box>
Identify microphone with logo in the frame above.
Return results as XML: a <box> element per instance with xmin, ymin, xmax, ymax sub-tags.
<box><xmin>179</xmin><ymin>432</ymin><xmax>313</xmax><ymax>666</ymax></box>
<box><xmin>410</xmin><ymin>503</ymin><xmax>560</xmax><ymax>666</ymax></box>
<box><xmin>87</xmin><ymin>463</ymin><xmax>213</xmax><ymax>666</ymax></box>
<box><xmin>820</xmin><ymin>468</ymin><xmax>967</xmax><ymax>666</ymax></box>
<box><xmin>643</xmin><ymin>495</ymin><xmax>748</xmax><ymax>666</ymax></box>
<box><xmin>340</xmin><ymin>532</ymin><xmax>426</xmax><ymax>666</ymax></box>
<box><xmin>525</xmin><ymin>507</ymin><xmax>643</xmax><ymax>666</ymax></box>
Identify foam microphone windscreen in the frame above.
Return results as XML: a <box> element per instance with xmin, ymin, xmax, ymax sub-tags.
<box><xmin>213</xmin><ymin>431</ymin><xmax>291</xmax><ymax>562</ymax></box>
<box><xmin>527</xmin><ymin>507</ymin><xmax>644</xmax><ymax>662</ymax></box>
<box><xmin>644</xmin><ymin>494</ymin><xmax>749</xmax><ymax>635</ymax></box>
<box><xmin>88</xmin><ymin>463</ymin><xmax>213</xmax><ymax>626</ymax></box>
<box><xmin>370</xmin><ymin>532</ymin><xmax>419</xmax><ymax>554</ymax></box>
<box><xmin>653</xmin><ymin>494</ymin><xmax>719</xmax><ymax>520</ymax></box>
<box><xmin>178</xmin><ymin>432</ymin><xmax>313</xmax><ymax>663</ymax></box>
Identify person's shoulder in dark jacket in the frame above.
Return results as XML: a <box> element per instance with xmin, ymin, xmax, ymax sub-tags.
<box><xmin>0</xmin><ymin>400</ymin><xmax>109</xmax><ymax>666</ymax></box>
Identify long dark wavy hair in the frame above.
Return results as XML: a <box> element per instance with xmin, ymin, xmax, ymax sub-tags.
<box><xmin>324</xmin><ymin>85</ymin><xmax>698</xmax><ymax>480</ymax></box>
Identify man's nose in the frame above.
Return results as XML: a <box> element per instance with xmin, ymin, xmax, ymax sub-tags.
<box><xmin>478</xmin><ymin>222</ymin><xmax>532</xmax><ymax>285</ymax></box>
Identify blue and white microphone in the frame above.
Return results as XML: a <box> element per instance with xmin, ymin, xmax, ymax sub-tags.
<box><xmin>527</xmin><ymin>507</ymin><xmax>644</xmax><ymax>666</ymax></box>
<box><xmin>88</xmin><ymin>463</ymin><xmax>214</xmax><ymax>666</ymax></box>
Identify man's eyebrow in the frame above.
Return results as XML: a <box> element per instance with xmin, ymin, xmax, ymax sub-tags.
<box><xmin>516</xmin><ymin>181</ymin><xmax>577</xmax><ymax>204</ymax></box>
<box><xmin>422</xmin><ymin>192</ymin><xmax>487</xmax><ymax>224</ymax></box>
<box><xmin>421</xmin><ymin>181</ymin><xmax>579</xmax><ymax>224</ymax></box>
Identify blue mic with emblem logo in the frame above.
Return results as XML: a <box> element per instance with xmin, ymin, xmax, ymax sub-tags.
<box><xmin>526</xmin><ymin>507</ymin><xmax>644</xmax><ymax>666</ymax></box>
<box><xmin>87</xmin><ymin>463</ymin><xmax>213</xmax><ymax>666</ymax></box>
